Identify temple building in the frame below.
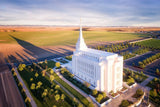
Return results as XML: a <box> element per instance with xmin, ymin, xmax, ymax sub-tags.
<box><xmin>71</xmin><ymin>24</ymin><xmax>123</xmax><ymax>93</ymax></box>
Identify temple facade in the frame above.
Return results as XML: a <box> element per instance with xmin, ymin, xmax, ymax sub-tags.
<box><xmin>72</xmin><ymin>25</ymin><xmax>123</xmax><ymax>93</ymax></box>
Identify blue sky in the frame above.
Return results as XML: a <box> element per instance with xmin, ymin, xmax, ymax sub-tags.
<box><xmin>0</xmin><ymin>0</ymin><xmax>160</xmax><ymax>26</ymax></box>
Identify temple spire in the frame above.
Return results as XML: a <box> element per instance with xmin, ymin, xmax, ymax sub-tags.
<box><xmin>76</xmin><ymin>19</ymin><xmax>88</xmax><ymax>51</ymax></box>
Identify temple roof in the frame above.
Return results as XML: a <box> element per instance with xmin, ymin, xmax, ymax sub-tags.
<box><xmin>76</xmin><ymin>24</ymin><xmax>88</xmax><ymax>51</ymax></box>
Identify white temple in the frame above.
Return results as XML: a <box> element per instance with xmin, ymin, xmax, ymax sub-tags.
<box><xmin>71</xmin><ymin>24</ymin><xmax>123</xmax><ymax>93</ymax></box>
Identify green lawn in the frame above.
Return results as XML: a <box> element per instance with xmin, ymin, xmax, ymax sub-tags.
<box><xmin>18</xmin><ymin>64</ymin><xmax>74</xmax><ymax>107</ymax></box>
<box><xmin>0</xmin><ymin>31</ymin><xmax>148</xmax><ymax>46</ymax></box>
<box><xmin>136</xmin><ymin>39</ymin><xmax>160</xmax><ymax>49</ymax></box>
<box><xmin>47</xmin><ymin>71</ymin><xmax>90</xmax><ymax>107</ymax></box>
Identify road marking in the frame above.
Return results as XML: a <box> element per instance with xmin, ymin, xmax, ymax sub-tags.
<box><xmin>0</xmin><ymin>74</ymin><xmax>8</xmax><ymax>103</ymax></box>
<box><xmin>0</xmin><ymin>71</ymin><xmax>10</xmax><ymax>75</ymax></box>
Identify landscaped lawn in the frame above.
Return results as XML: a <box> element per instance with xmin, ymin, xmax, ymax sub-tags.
<box><xmin>146</xmin><ymin>78</ymin><xmax>160</xmax><ymax>106</ymax></box>
<box><xmin>47</xmin><ymin>70</ymin><xmax>90</xmax><ymax>106</ymax></box>
<box><xmin>123</xmin><ymin>69</ymin><xmax>148</xmax><ymax>85</ymax></box>
<box><xmin>18</xmin><ymin>64</ymin><xmax>74</xmax><ymax>107</ymax></box>
<box><xmin>37</xmin><ymin>60</ymin><xmax>91</xmax><ymax>107</ymax></box>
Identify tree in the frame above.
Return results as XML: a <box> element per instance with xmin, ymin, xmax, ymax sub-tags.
<box><xmin>18</xmin><ymin>82</ymin><xmax>23</xmax><ymax>87</ymax></box>
<box><xmin>18</xmin><ymin>64</ymin><xmax>26</xmax><ymax>71</ymax></box>
<box><xmin>18</xmin><ymin>64</ymin><xmax>24</xmax><ymax>71</ymax></box>
<box><xmin>135</xmin><ymin>88</ymin><xmax>144</xmax><ymax>97</ymax></box>
<box><xmin>156</xmin><ymin>69</ymin><xmax>159</xmax><ymax>75</ymax></box>
<box><xmin>78</xmin><ymin>103</ymin><xmax>83</xmax><ymax>107</ymax></box>
<box><xmin>150</xmin><ymin>89</ymin><xmax>157</xmax><ymax>97</ymax></box>
<box><xmin>42</xmin><ymin>91</ymin><xmax>47</xmax><ymax>100</ymax></box>
<box><xmin>135</xmin><ymin>75</ymin><xmax>139</xmax><ymax>80</ymax></box>
<box><xmin>88</xmin><ymin>102</ymin><xmax>94</xmax><ymax>107</ymax></box>
<box><xmin>61</xmin><ymin>94</ymin><xmax>65</xmax><ymax>101</ymax></box>
<box><xmin>36</xmin><ymin>81</ymin><xmax>42</xmax><ymax>89</ymax></box>
<box><xmin>21</xmin><ymin>88</ymin><xmax>26</xmax><ymax>93</ymax></box>
<box><xmin>55</xmin><ymin>85</ymin><xmax>60</xmax><ymax>90</ymax></box>
<box><xmin>102</xmin><ymin>92</ymin><xmax>106</xmax><ymax>98</ymax></box>
<box><xmin>92</xmin><ymin>89</ymin><xmax>98</xmax><ymax>96</ymax></box>
<box><xmin>96</xmin><ymin>94</ymin><xmax>103</xmax><ymax>103</ymax></box>
<box><xmin>55</xmin><ymin>62</ymin><xmax>61</xmax><ymax>68</ymax></box>
<box><xmin>127</xmin><ymin>77</ymin><xmax>135</xmax><ymax>85</ymax></box>
<box><xmin>30</xmin><ymin>83</ymin><xmax>36</xmax><ymax>90</ymax></box>
<box><xmin>13</xmin><ymin>72</ymin><xmax>17</xmax><ymax>76</ymax></box>
<box><xmin>50</xmin><ymin>75</ymin><xmax>54</xmax><ymax>82</ymax></box>
<box><xmin>11</xmin><ymin>68</ymin><xmax>15</xmax><ymax>73</ymax></box>
<box><xmin>25</xmin><ymin>97</ymin><xmax>31</xmax><ymax>103</ymax></box>
<box><xmin>30</xmin><ymin>78</ymin><xmax>33</xmax><ymax>82</ymax></box>
<box><xmin>55</xmin><ymin>94</ymin><xmax>60</xmax><ymax>102</ymax></box>
<box><xmin>154</xmin><ymin>78</ymin><xmax>158</xmax><ymax>82</ymax></box>
<box><xmin>42</xmin><ymin>70</ymin><xmax>46</xmax><ymax>76</ymax></box>
<box><xmin>120</xmin><ymin>100</ymin><xmax>130</xmax><ymax>107</ymax></box>
<box><xmin>50</xmin><ymin>69</ymin><xmax>54</xmax><ymax>75</ymax></box>
<box><xmin>72</xmin><ymin>98</ymin><xmax>77</xmax><ymax>107</ymax></box>
<box><xmin>49</xmin><ymin>89</ymin><xmax>54</xmax><ymax>97</ymax></box>
<box><xmin>35</xmin><ymin>72</ymin><xmax>39</xmax><ymax>78</ymax></box>
<box><xmin>84</xmin><ymin>81</ymin><xmax>91</xmax><ymax>88</ymax></box>
<box><xmin>45</xmin><ymin>59</ymin><xmax>47</xmax><ymax>64</ymax></box>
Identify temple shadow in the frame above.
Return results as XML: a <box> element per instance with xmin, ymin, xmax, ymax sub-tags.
<box><xmin>9</xmin><ymin>35</ymin><xmax>73</xmax><ymax>65</ymax></box>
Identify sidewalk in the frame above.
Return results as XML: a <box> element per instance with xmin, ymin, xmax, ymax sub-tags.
<box><xmin>14</xmin><ymin>68</ymin><xmax>37</xmax><ymax>107</ymax></box>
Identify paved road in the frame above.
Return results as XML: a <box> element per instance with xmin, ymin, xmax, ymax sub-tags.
<box><xmin>0</xmin><ymin>53</ymin><xmax>25</xmax><ymax>107</ymax></box>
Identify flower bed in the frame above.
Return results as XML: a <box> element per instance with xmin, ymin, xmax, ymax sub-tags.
<box><xmin>89</xmin><ymin>95</ymin><xmax>111</xmax><ymax>107</ymax></box>
<box><xmin>120</xmin><ymin>87</ymin><xmax>128</xmax><ymax>93</ymax></box>
<box><xmin>109</xmin><ymin>91</ymin><xmax>120</xmax><ymax>99</ymax></box>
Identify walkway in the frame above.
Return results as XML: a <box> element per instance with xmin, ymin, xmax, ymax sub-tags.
<box><xmin>14</xmin><ymin>68</ymin><xmax>37</xmax><ymax>107</ymax></box>
<box><xmin>106</xmin><ymin>75</ymin><xmax>153</xmax><ymax>107</ymax></box>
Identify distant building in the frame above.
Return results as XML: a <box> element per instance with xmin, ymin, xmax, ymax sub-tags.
<box><xmin>72</xmin><ymin>24</ymin><xmax>123</xmax><ymax>93</ymax></box>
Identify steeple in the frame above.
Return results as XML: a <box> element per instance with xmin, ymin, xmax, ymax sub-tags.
<box><xmin>76</xmin><ymin>20</ymin><xmax>88</xmax><ymax>51</ymax></box>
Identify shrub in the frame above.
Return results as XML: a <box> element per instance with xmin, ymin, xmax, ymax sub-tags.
<box><xmin>96</xmin><ymin>94</ymin><xmax>103</xmax><ymax>103</ymax></box>
<box><xmin>150</xmin><ymin>89</ymin><xmax>157</xmax><ymax>97</ymax></box>
<box><xmin>134</xmin><ymin>88</ymin><xmax>144</xmax><ymax>98</ymax></box>
<box><xmin>119</xmin><ymin>100</ymin><xmax>130</xmax><ymax>107</ymax></box>
<box><xmin>92</xmin><ymin>89</ymin><xmax>98</xmax><ymax>96</ymax></box>
<box><xmin>55</xmin><ymin>62</ymin><xmax>61</xmax><ymax>68</ymax></box>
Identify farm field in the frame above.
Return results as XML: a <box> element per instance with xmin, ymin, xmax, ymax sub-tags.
<box><xmin>0</xmin><ymin>31</ymin><xmax>149</xmax><ymax>46</ymax></box>
<box><xmin>136</xmin><ymin>39</ymin><xmax>160</xmax><ymax>49</ymax></box>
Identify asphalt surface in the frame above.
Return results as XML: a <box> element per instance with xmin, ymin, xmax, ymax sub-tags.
<box><xmin>0</xmin><ymin>53</ymin><xmax>25</xmax><ymax>107</ymax></box>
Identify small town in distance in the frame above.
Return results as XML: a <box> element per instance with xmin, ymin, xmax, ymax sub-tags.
<box><xmin>0</xmin><ymin>0</ymin><xmax>160</xmax><ymax>107</ymax></box>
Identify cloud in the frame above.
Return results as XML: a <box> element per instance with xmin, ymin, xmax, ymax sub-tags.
<box><xmin>0</xmin><ymin>0</ymin><xmax>160</xmax><ymax>26</ymax></box>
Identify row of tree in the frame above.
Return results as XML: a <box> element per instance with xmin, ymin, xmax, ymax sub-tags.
<box><xmin>138</xmin><ymin>53</ymin><xmax>160</xmax><ymax>68</ymax></box>
<box><xmin>11</xmin><ymin>68</ymin><xmax>32</xmax><ymax>107</ymax></box>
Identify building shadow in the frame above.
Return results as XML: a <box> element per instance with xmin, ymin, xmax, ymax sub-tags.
<box><xmin>9</xmin><ymin>35</ymin><xmax>73</xmax><ymax>65</ymax></box>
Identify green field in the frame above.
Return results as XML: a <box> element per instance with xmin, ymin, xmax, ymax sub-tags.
<box><xmin>136</xmin><ymin>39</ymin><xmax>160</xmax><ymax>49</ymax></box>
<box><xmin>0</xmin><ymin>31</ymin><xmax>148</xmax><ymax>46</ymax></box>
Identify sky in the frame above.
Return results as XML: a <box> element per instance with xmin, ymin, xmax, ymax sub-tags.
<box><xmin>0</xmin><ymin>0</ymin><xmax>160</xmax><ymax>26</ymax></box>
